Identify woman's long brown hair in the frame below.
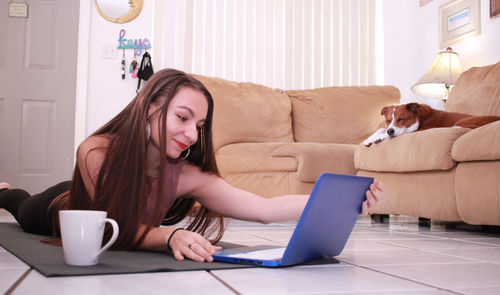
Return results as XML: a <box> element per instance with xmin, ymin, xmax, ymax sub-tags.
<box><xmin>48</xmin><ymin>69</ymin><xmax>224</xmax><ymax>250</ymax></box>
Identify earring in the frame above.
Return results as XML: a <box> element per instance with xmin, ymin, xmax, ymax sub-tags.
<box><xmin>181</xmin><ymin>148</ymin><xmax>190</xmax><ymax>160</ymax></box>
<box><xmin>146</xmin><ymin>123</ymin><xmax>151</xmax><ymax>141</ymax></box>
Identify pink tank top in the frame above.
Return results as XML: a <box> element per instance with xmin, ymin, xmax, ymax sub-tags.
<box><xmin>142</xmin><ymin>159</ymin><xmax>184</xmax><ymax>226</ymax></box>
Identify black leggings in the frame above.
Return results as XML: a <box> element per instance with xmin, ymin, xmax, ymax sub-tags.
<box><xmin>0</xmin><ymin>181</ymin><xmax>70</xmax><ymax>236</ymax></box>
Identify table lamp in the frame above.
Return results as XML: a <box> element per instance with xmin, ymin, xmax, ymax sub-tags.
<box><xmin>411</xmin><ymin>47</ymin><xmax>463</xmax><ymax>101</ymax></box>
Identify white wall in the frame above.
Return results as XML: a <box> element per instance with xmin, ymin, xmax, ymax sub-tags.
<box><xmin>78</xmin><ymin>0</ymin><xmax>154</xmax><ymax>140</ymax></box>
<box><xmin>383</xmin><ymin>0</ymin><xmax>500</xmax><ymax>110</ymax></box>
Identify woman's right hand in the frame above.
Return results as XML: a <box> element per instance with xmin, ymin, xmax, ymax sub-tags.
<box><xmin>167</xmin><ymin>229</ymin><xmax>222</xmax><ymax>262</ymax></box>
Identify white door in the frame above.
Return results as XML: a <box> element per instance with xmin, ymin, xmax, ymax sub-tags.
<box><xmin>0</xmin><ymin>0</ymin><xmax>79</xmax><ymax>194</ymax></box>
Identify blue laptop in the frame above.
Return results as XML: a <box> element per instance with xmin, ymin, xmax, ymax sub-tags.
<box><xmin>213</xmin><ymin>173</ymin><xmax>373</xmax><ymax>267</ymax></box>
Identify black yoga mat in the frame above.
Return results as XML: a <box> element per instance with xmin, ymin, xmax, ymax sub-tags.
<box><xmin>0</xmin><ymin>222</ymin><xmax>254</xmax><ymax>277</ymax></box>
<box><xmin>0</xmin><ymin>223</ymin><xmax>338</xmax><ymax>277</ymax></box>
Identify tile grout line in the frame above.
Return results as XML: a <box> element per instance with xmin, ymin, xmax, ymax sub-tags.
<box><xmin>337</xmin><ymin>259</ymin><xmax>465</xmax><ymax>295</ymax></box>
<box><xmin>420</xmin><ymin>248</ymin><xmax>499</xmax><ymax>264</ymax></box>
<box><xmin>4</xmin><ymin>268</ymin><xmax>32</xmax><ymax>295</ymax></box>
<box><xmin>207</xmin><ymin>270</ymin><xmax>243</xmax><ymax>295</ymax></box>
<box><xmin>367</xmin><ymin>239</ymin><xmax>500</xmax><ymax>264</ymax></box>
<box><xmin>227</xmin><ymin>229</ymin><xmax>289</xmax><ymax>245</ymax></box>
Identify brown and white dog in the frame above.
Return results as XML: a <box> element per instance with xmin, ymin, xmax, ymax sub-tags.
<box><xmin>363</xmin><ymin>103</ymin><xmax>500</xmax><ymax>146</ymax></box>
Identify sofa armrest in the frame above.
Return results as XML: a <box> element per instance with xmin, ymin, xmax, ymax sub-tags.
<box><xmin>271</xmin><ymin>143</ymin><xmax>357</xmax><ymax>182</ymax></box>
<box><xmin>452</xmin><ymin>120</ymin><xmax>500</xmax><ymax>162</ymax></box>
<box><xmin>355</xmin><ymin>127</ymin><xmax>470</xmax><ymax>172</ymax></box>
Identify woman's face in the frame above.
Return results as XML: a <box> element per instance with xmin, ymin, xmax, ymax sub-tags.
<box><xmin>149</xmin><ymin>87</ymin><xmax>208</xmax><ymax>159</ymax></box>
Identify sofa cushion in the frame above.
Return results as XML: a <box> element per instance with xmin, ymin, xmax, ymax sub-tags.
<box><xmin>222</xmin><ymin>171</ymin><xmax>297</xmax><ymax>198</ymax></box>
<box><xmin>193</xmin><ymin>75</ymin><xmax>294</xmax><ymax>151</ymax></box>
<box><xmin>452</xmin><ymin>120</ymin><xmax>500</xmax><ymax>162</ymax></box>
<box><xmin>446</xmin><ymin>61</ymin><xmax>500</xmax><ymax>116</ymax></box>
<box><xmin>216</xmin><ymin>142</ymin><xmax>356</xmax><ymax>182</ymax></box>
<box><xmin>286</xmin><ymin>86</ymin><xmax>400</xmax><ymax>144</ymax></box>
<box><xmin>354</xmin><ymin>127</ymin><xmax>470</xmax><ymax>172</ymax></box>
<box><xmin>216</xmin><ymin>143</ymin><xmax>297</xmax><ymax>175</ymax></box>
<box><xmin>271</xmin><ymin>143</ymin><xmax>357</xmax><ymax>182</ymax></box>
<box><xmin>216</xmin><ymin>142</ymin><xmax>357</xmax><ymax>197</ymax></box>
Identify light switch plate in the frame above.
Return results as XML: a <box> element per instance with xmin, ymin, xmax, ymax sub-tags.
<box><xmin>102</xmin><ymin>44</ymin><xmax>118</xmax><ymax>59</ymax></box>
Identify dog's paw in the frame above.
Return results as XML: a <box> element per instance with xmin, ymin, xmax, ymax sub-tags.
<box><xmin>362</xmin><ymin>139</ymin><xmax>373</xmax><ymax>147</ymax></box>
<box><xmin>363</xmin><ymin>128</ymin><xmax>388</xmax><ymax>147</ymax></box>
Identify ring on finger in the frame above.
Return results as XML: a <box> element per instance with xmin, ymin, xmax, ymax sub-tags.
<box><xmin>188</xmin><ymin>242</ymin><xmax>195</xmax><ymax>249</ymax></box>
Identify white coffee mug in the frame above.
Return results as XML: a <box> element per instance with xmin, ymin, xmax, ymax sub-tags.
<box><xmin>59</xmin><ymin>210</ymin><xmax>119</xmax><ymax>266</ymax></box>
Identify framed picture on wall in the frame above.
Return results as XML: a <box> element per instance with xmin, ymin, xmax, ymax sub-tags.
<box><xmin>491</xmin><ymin>0</ymin><xmax>500</xmax><ymax>18</ymax></box>
<box><xmin>439</xmin><ymin>0</ymin><xmax>480</xmax><ymax>48</ymax></box>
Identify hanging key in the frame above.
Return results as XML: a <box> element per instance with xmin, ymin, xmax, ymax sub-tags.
<box><xmin>121</xmin><ymin>50</ymin><xmax>126</xmax><ymax>79</ymax></box>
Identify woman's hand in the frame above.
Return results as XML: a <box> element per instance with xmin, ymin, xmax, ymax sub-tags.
<box><xmin>167</xmin><ymin>229</ymin><xmax>222</xmax><ymax>262</ymax></box>
<box><xmin>360</xmin><ymin>179</ymin><xmax>384</xmax><ymax>216</ymax></box>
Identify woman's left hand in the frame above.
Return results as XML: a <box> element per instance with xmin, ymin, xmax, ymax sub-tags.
<box><xmin>360</xmin><ymin>180</ymin><xmax>384</xmax><ymax>216</ymax></box>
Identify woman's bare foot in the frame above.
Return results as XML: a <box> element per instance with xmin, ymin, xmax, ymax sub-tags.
<box><xmin>0</xmin><ymin>182</ymin><xmax>11</xmax><ymax>190</ymax></box>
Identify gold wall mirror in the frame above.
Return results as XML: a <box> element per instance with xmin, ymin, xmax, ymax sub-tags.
<box><xmin>94</xmin><ymin>0</ymin><xmax>143</xmax><ymax>24</ymax></box>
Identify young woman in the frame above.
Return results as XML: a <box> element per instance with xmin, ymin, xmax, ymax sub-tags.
<box><xmin>0</xmin><ymin>69</ymin><xmax>384</xmax><ymax>263</ymax></box>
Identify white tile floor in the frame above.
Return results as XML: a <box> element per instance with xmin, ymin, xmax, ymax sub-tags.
<box><xmin>1</xmin><ymin>209</ymin><xmax>500</xmax><ymax>295</ymax></box>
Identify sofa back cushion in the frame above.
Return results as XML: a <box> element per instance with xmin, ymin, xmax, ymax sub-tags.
<box><xmin>193</xmin><ymin>75</ymin><xmax>294</xmax><ymax>150</ymax></box>
<box><xmin>286</xmin><ymin>86</ymin><xmax>400</xmax><ymax>144</ymax></box>
<box><xmin>446</xmin><ymin>61</ymin><xmax>500</xmax><ymax>116</ymax></box>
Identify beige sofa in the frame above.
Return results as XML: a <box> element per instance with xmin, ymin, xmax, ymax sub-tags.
<box><xmin>194</xmin><ymin>75</ymin><xmax>400</xmax><ymax>197</ymax></box>
<box><xmin>355</xmin><ymin>62</ymin><xmax>500</xmax><ymax>226</ymax></box>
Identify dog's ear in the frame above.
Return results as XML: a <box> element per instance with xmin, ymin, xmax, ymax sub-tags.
<box><xmin>381</xmin><ymin>106</ymin><xmax>392</xmax><ymax>116</ymax></box>
<box><xmin>406</xmin><ymin>103</ymin><xmax>421</xmax><ymax>114</ymax></box>
<box><xmin>415</xmin><ymin>103</ymin><xmax>432</xmax><ymax>118</ymax></box>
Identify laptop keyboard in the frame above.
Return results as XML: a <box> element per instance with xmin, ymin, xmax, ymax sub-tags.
<box><xmin>227</xmin><ymin>247</ymin><xmax>286</xmax><ymax>260</ymax></box>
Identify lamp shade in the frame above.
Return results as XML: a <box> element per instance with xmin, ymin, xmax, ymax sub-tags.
<box><xmin>411</xmin><ymin>47</ymin><xmax>463</xmax><ymax>99</ymax></box>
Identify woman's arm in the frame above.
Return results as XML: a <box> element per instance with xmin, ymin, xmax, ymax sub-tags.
<box><xmin>177</xmin><ymin>164</ymin><xmax>307</xmax><ymax>223</ymax></box>
<box><xmin>194</xmin><ymin>177</ymin><xmax>308</xmax><ymax>223</ymax></box>
<box><xmin>136</xmin><ymin>225</ymin><xmax>221</xmax><ymax>262</ymax></box>
<box><xmin>180</xmin><ymin>164</ymin><xmax>384</xmax><ymax>223</ymax></box>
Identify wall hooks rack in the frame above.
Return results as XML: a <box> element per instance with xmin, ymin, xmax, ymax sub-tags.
<box><xmin>117</xmin><ymin>29</ymin><xmax>151</xmax><ymax>57</ymax></box>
